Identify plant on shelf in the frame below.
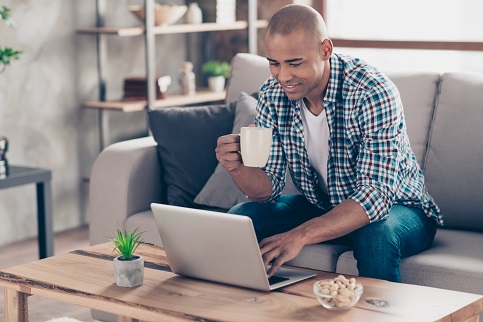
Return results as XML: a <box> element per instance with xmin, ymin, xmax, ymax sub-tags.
<box><xmin>202</xmin><ymin>60</ymin><xmax>231</xmax><ymax>78</ymax></box>
<box><xmin>109</xmin><ymin>227</ymin><xmax>145</xmax><ymax>287</ymax></box>
<box><xmin>202</xmin><ymin>60</ymin><xmax>231</xmax><ymax>93</ymax></box>
<box><xmin>0</xmin><ymin>6</ymin><xmax>22</xmax><ymax>74</ymax></box>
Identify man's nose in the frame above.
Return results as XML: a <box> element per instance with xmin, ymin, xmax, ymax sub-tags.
<box><xmin>277</xmin><ymin>65</ymin><xmax>292</xmax><ymax>83</ymax></box>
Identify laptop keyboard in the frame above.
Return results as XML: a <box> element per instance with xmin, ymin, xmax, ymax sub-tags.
<box><xmin>268</xmin><ymin>275</ymin><xmax>290</xmax><ymax>285</ymax></box>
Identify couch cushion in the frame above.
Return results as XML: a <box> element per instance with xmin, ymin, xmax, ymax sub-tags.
<box><xmin>424</xmin><ymin>72</ymin><xmax>483</xmax><ymax>231</ymax></box>
<box><xmin>125</xmin><ymin>210</ymin><xmax>162</xmax><ymax>246</ymax></box>
<box><xmin>148</xmin><ymin>104</ymin><xmax>235</xmax><ymax>207</ymax></box>
<box><xmin>286</xmin><ymin>243</ymin><xmax>352</xmax><ymax>272</ymax></box>
<box><xmin>194</xmin><ymin>92</ymin><xmax>257</xmax><ymax>209</ymax></box>
<box><xmin>385</xmin><ymin>72</ymin><xmax>440</xmax><ymax>167</ymax></box>
<box><xmin>226</xmin><ymin>53</ymin><xmax>271</xmax><ymax>104</ymax></box>
<box><xmin>335</xmin><ymin>229</ymin><xmax>483</xmax><ymax>295</ymax></box>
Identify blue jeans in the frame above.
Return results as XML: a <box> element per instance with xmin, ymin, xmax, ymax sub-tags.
<box><xmin>228</xmin><ymin>195</ymin><xmax>437</xmax><ymax>282</ymax></box>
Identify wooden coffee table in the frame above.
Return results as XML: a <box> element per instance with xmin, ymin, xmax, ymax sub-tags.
<box><xmin>0</xmin><ymin>243</ymin><xmax>481</xmax><ymax>322</ymax></box>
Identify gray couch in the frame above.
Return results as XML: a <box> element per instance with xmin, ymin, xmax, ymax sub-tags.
<box><xmin>89</xmin><ymin>54</ymin><xmax>483</xmax><ymax>317</ymax></box>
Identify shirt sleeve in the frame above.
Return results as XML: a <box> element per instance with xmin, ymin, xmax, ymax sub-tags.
<box><xmin>255</xmin><ymin>85</ymin><xmax>287</xmax><ymax>202</ymax></box>
<box><xmin>348</xmin><ymin>81</ymin><xmax>404</xmax><ymax>222</ymax></box>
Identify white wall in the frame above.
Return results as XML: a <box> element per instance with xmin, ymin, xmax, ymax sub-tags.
<box><xmin>0</xmin><ymin>0</ymin><xmax>185</xmax><ymax>246</ymax></box>
<box><xmin>327</xmin><ymin>0</ymin><xmax>483</xmax><ymax>73</ymax></box>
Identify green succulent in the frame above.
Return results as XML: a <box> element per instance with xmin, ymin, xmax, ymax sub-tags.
<box><xmin>0</xmin><ymin>6</ymin><xmax>12</xmax><ymax>24</ymax></box>
<box><xmin>108</xmin><ymin>227</ymin><xmax>144</xmax><ymax>260</ymax></box>
<box><xmin>202</xmin><ymin>60</ymin><xmax>231</xmax><ymax>78</ymax></box>
<box><xmin>0</xmin><ymin>6</ymin><xmax>22</xmax><ymax>70</ymax></box>
<box><xmin>0</xmin><ymin>46</ymin><xmax>21</xmax><ymax>65</ymax></box>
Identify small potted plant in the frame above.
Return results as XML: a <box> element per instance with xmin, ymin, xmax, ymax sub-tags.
<box><xmin>202</xmin><ymin>60</ymin><xmax>231</xmax><ymax>93</ymax></box>
<box><xmin>109</xmin><ymin>227</ymin><xmax>144</xmax><ymax>287</ymax></box>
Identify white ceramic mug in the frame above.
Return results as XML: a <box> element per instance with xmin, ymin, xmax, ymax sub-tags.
<box><xmin>239</xmin><ymin>127</ymin><xmax>272</xmax><ymax>167</ymax></box>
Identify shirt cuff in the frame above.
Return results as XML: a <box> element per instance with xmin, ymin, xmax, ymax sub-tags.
<box><xmin>263</xmin><ymin>171</ymin><xmax>284</xmax><ymax>203</ymax></box>
<box><xmin>348</xmin><ymin>185</ymin><xmax>392</xmax><ymax>222</ymax></box>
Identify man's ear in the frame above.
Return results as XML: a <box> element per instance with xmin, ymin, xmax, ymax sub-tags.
<box><xmin>320</xmin><ymin>38</ymin><xmax>333</xmax><ymax>60</ymax></box>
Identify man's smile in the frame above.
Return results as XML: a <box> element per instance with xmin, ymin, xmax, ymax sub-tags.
<box><xmin>282</xmin><ymin>83</ymin><xmax>301</xmax><ymax>93</ymax></box>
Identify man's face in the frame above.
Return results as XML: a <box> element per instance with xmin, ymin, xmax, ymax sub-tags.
<box><xmin>265</xmin><ymin>29</ymin><xmax>326</xmax><ymax>102</ymax></box>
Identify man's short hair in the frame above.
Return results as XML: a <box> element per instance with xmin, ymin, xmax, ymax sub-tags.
<box><xmin>266</xmin><ymin>4</ymin><xmax>328</xmax><ymax>41</ymax></box>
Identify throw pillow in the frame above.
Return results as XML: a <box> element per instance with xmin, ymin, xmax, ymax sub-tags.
<box><xmin>148</xmin><ymin>103</ymin><xmax>236</xmax><ymax>207</ymax></box>
<box><xmin>194</xmin><ymin>92</ymin><xmax>257</xmax><ymax>209</ymax></box>
<box><xmin>194</xmin><ymin>92</ymin><xmax>301</xmax><ymax>210</ymax></box>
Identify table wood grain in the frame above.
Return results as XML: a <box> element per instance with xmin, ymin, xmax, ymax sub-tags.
<box><xmin>0</xmin><ymin>243</ymin><xmax>481</xmax><ymax>322</ymax></box>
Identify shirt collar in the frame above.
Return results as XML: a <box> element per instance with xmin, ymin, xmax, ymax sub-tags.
<box><xmin>323</xmin><ymin>53</ymin><xmax>343</xmax><ymax>103</ymax></box>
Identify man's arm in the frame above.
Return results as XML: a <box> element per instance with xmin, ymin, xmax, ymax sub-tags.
<box><xmin>260</xmin><ymin>199</ymin><xmax>369</xmax><ymax>277</ymax></box>
<box><xmin>216</xmin><ymin>133</ymin><xmax>272</xmax><ymax>201</ymax></box>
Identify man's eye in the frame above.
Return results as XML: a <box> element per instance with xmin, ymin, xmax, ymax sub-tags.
<box><xmin>290</xmin><ymin>63</ymin><xmax>302</xmax><ymax>67</ymax></box>
<box><xmin>269</xmin><ymin>62</ymin><xmax>280</xmax><ymax>67</ymax></box>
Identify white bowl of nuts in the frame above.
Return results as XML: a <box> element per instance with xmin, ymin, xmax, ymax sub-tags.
<box><xmin>313</xmin><ymin>275</ymin><xmax>363</xmax><ymax>310</ymax></box>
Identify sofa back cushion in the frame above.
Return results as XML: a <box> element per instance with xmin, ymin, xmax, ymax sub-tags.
<box><xmin>148</xmin><ymin>104</ymin><xmax>236</xmax><ymax>207</ymax></box>
<box><xmin>226</xmin><ymin>53</ymin><xmax>272</xmax><ymax>104</ymax></box>
<box><xmin>424</xmin><ymin>72</ymin><xmax>483</xmax><ymax>232</ymax></box>
<box><xmin>385</xmin><ymin>72</ymin><xmax>440</xmax><ymax>166</ymax></box>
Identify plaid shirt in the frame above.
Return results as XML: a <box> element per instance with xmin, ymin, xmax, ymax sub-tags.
<box><xmin>255</xmin><ymin>53</ymin><xmax>442</xmax><ymax>224</ymax></box>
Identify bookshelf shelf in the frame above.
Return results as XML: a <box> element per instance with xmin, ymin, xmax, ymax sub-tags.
<box><xmin>83</xmin><ymin>89</ymin><xmax>226</xmax><ymax>112</ymax></box>
<box><xmin>77</xmin><ymin>20</ymin><xmax>268</xmax><ymax>36</ymax></box>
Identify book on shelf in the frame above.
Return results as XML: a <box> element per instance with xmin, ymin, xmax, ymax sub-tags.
<box><xmin>122</xmin><ymin>76</ymin><xmax>172</xmax><ymax>101</ymax></box>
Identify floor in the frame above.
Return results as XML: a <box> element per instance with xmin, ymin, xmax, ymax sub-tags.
<box><xmin>0</xmin><ymin>225</ymin><xmax>97</xmax><ymax>322</ymax></box>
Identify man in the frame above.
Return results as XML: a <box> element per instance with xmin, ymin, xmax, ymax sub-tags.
<box><xmin>215</xmin><ymin>4</ymin><xmax>442</xmax><ymax>282</ymax></box>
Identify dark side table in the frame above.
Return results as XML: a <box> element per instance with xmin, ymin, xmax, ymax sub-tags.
<box><xmin>0</xmin><ymin>166</ymin><xmax>54</xmax><ymax>258</ymax></box>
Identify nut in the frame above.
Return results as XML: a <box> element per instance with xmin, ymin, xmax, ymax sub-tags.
<box><xmin>313</xmin><ymin>275</ymin><xmax>363</xmax><ymax>310</ymax></box>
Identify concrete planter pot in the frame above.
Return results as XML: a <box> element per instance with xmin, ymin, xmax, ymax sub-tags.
<box><xmin>113</xmin><ymin>255</ymin><xmax>144</xmax><ymax>287</ymax></box>
<box><xmin>208</xmin><ymin>76</ymin><xmax>226</xmax><ymax>93</ymax></box>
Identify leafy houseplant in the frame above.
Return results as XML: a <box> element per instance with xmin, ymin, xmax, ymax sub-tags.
<box><xmin>0</xmin><ymin>6</ymin><xmax>22</xmax><ymax>74</ymax></box>
<box><xmin>202</xmin><ymin>61</ymin><xmax>231</xmax><ymax>93</ymax></box>
<box><xmin>201</xmin><ymin>60</ymin><xmax>231</xmax><ymax>78</ymax></box>
<box><xmin>109</xmin><ymin>227</ymin><xmax>145</xmax><ymax>287</ymax></box>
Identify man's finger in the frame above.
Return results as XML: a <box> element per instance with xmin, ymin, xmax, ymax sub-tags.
<box><xmin>261</xmin><ymin>248</ymin><xmax>279</xmax><ymax>267</ymax></box>
<box><xmin>259</xmin><ymin>238</ymin><xmax>277</xmax><ymax>256</ymax></box>
<box><xmin>216</xmin><ymin>143</ymin><xmax>241</xmax><ymax>159</ymax></box>
<box><xmin>217</xmin><ymin>134</ymin><xmax>240</xmax><ymax>145</ymax></box>
<box><xmin>267</xmin><ymin>255</ymin><xmax>285</xmax><ymax>277</ymax></box>
<box><xmin>219</xmin><ymin>149</ymin><xmax>242</xmax><ymax>161</ymax></box>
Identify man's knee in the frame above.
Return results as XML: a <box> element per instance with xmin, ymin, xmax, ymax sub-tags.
<box><xmin>352</xmin><ymin>221</ymin><xmax>401</xmax><ymax>282</ymax></box>
<box><xmin>352</xmin><ymin>221</ymin><xmax>400</xmax><ymax>259</ymax></box>
<box><xmin>354</xmin><ymin>220</ymin><xmax>398</xmax><ymax>244</ymax></box>
<box><xmin>227</xmin><ymin>202</ymin><xmax>246</xmax><ymax>214</ymax></box>
<box><xmin>228</xmin><ymin>201</ymin><xmax>264</xmax><ymax>215</ymax></box>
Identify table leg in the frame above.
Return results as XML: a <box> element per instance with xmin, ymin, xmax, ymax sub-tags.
<box><xmin>463</xmin><ymin>315</ymin><xmax>479</xmax><ymax>322</ymax></box>
<box><xmin>117</xmin><ymin>316</ymin><xmax>139</xmax><ymax>322</ymax></box>
<box><xmin>4</xmin><ymin>288</ymin><xmax>28</xmax><ymax>322</ymax></box>
<box><xmin>36</xmin><ymin>180</ymin><xmax>54</xmax><ymax>259</ymax></box>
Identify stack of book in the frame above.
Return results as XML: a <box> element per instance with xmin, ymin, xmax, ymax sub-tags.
<box><xmin>122</xmin><ymin>77</ymin><xmax>164</xmax><ymax>101</ymax></box>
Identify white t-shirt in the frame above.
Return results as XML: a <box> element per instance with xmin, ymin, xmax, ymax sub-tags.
<box><xmin>299</xmin><ymin>100</ymin><xmax>329</xmax><ymax>193</ymax></box>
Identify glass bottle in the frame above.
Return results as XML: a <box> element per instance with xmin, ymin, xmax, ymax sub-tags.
<box><xmin>179</xmin><ymin>61</ymin><xmax>196</xmax><ymax>96</ymax></box>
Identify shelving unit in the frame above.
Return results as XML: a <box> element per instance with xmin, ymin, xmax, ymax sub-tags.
<box><xmin>79</xmin><ymin>0</ymin><xmax>265</xmax><ymax>151</ymax></box>
<box><xmin>78</xmin><ymin>20</ymin><xmax>268</xmax><ymax>36</ymax></box>
<box><xmin>83</xmin><ymin>89</ymin><xmax>226</xmax><ymax>112</ymax></box>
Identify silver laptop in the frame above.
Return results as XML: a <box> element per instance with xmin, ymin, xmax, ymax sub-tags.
<box><xmin>150</xmin><ymin>203</ymin><xmax>315</xmax><ymax>291</ymax></box>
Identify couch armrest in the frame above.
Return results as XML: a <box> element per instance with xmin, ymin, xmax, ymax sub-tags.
<box><xmin>88</xmin><ymin>136</ymin><xmax>164</xmax><ymax>246</ymax></box>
